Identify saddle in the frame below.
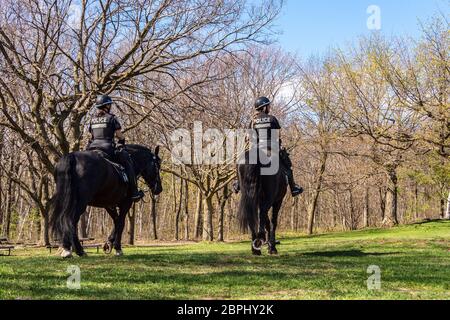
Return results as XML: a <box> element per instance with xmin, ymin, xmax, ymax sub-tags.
<box><xmin>91</xmin><ymin>149</ymin><xmax>129</xmax><ymax>184</ymax></box>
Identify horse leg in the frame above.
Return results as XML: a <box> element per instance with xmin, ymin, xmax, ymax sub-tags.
<box><xmin>113</xmin><ymin>201</ymin><xmax>132</xmax><ymax>256</ymax></box>
<box><xmin>61</xmin><ymin>232</ymin><xmax>73</xmax><ymax>258</ymax></box>
<box><xmin>60</xmin><ymin>205</ymin><xmax>85</xmax><ymax>258</ymax></box>
<box><xmin>257</xmin><ymin>202</ymin><xmax>270</xmax><ymax>246</ymax></box>
<box><xmin>113</xmin><ymin>213</ymin><xmax>126</xmax><ymax>256</ymax></box>
<box><xmin>265</xmin><ymin>217</ymin><xmax>271</xmax><ymax>243</ymax></box>
<box><xmin>104</xmin><ymin>208</ymin><xmax>118</xmax><ymax>254</ymax></box>
<box><xmin>250</xmin><ymin>202</ymin><xmax>269</xmax><ymax>256</ymax></box>
<box><xmin>250</xmin><ymin>225</ymin><xmax>261</xmax><ymax>256</ymax></box>
<box><xmin>73</xmin><ymin>207</ymin><xmax>87</xmax><ymax>257</ymax></box>
<box><xmin>268</xmin><ymin>201</ymin><xmax>282</xmax><ymax>255</ymax></box>
<box><xmin>72</xmin><ymin>227</ymin><xmax>85</xmax><ymax>257</ymax></box>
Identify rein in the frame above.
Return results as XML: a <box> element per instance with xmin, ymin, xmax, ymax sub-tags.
<box><xmin>129</xmin><ymin>146</ymin><xmax>161</xmax><ymax>200</ymax></box>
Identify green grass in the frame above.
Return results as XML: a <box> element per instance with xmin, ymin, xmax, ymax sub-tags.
<box><xmin>1</xmin><ymin>221</ymin><xmax>449</xmax><ymax>300</ymax></box>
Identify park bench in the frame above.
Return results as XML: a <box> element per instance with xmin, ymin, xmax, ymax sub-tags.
<box><xmin>0</xmin><ymin>237</ymin><xmax>15</xmax><ymax>256</ymax></box>
<box><xmin>47</xmin><ymin>238</ymin><xmax>101</xmax><ymax>254</ymax></box>
<box><xmin>80</xmin><ymin>238</ymin><xmax>101</xmax><ymax>253</ymax></box>
<box><xmin>46</xmin><ymin>238</ymin><xmax>61</xmax><ymax>254</ymax></box>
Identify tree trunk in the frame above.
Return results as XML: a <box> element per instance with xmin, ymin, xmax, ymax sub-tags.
<box><xmin>226</xmin><ymin>197</ymin><xmax>233</xmax><ymax>238</ymax></box>
<box><xmin>40</xmin><ymin>211</ymin><xmax>50</xmax><ymax>246</ymax></box>
<box><xmin>40</xmin><ymin>176</ymin><xmax>51</xmax><ymax>246</ymax></box>
<box><xmin>306</xmin><ymin>152</ymin><xmax>327</xmax><ymax>235</ymax></box>
<box><xmin>290</xmin><ymin>197</ymin><xmax>298</xmax><ymax>231</ymax></box>
<box><xmin>379</xmin><ymin>187</ymin><xmax>387</xmax><ymax>222</ymax></box>
<box><xmin>137</xmin><ymin>204</ymin><xmax>142</xmax><ymax>237</ymax></box>
<box><xmin>17</xmin><ymin>205</ymin><xmax>30</xmax><ymax>242</ymax></box>
<box><xmin>183</xmin><ymin>181</ymin><xmax>189</xmax><ymax>240</ymax></box>
<box><xmin>128</xmin><ymin>204</ymin><xmax>136</xmax><ymax>245</ymax></box>
<box><xmin>2</xmin><ymin>159</ymin><xmax>15</xmax><ymax>237</ymax></box>
<box><xmin>202</xmin><ymin>196</ymin><xmax>214</xmax><ymax>241</ymax></box>
<box><xmin>150</xmin><ymin>194</ymin><xmax>158</xmax><ymax>240</ymax></box>
<box><xmin>445</xmin><ymin>191</ymin><xmax>450</xmax><ymax>220</ymax></box>
<box><xmin>342</xmin><ymin>214</ymin><xmax>347</xmax><ymax>231</ymax></box>
<box><xmin>80</xmin><ymin>211</ymin><xmax>89</xmax><ymax>239</ymax></box>
<box><xmin>307</xmin><ymin>182</ymin><xmax>322</xmax><ymax>235</ymax></box>
<box><xmin>383</xmin><ymin>169</ymin><xmax>399</xmax><ymax>226</ymax></box>
<box><xmin>332</xmin><ymin>187</ymin><xmax>339</xmax><ymax>229</ymax></box>
<box><xmin>194</xmin><ymin>189</ymin><xmax>202</xmax><ymax>239</ymax></box>
<box><xmin>172</xmin><ymin>174</ymin><xmax>178</xmax><ymax>240</ymax></box>
<box><xmin>363</xmin><ymin>186</ymin><xmax>369</xmax><ymax>228</ymax></box>
<box><xmin>348</xmin><ymin>189</ymin><xmax>356</xmax><ymax>230</ymax></box>
<box><xmin>217</xmin><ymin>185</ymin><xmax>228</xmax><ymax>242</ymax></box>
<box><xmin>414</xmin><ymin>183</ymin><xmax>419</xmax><ymax>220</ymax></box>
<box><xmin>174</xmin><ymin>175</ymin><xmax>183</xmax><ymax>240</ymax></box>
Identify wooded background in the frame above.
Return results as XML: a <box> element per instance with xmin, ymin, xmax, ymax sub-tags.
<box><xmin>0</xmin><ymin>0</ymin><xmax>448</xmax><ymax>245</ymax></box>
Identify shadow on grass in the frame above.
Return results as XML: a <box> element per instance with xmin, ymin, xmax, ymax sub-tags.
<box><xmin>301</xmin><ymin>250</ymin><xmax>401</xmax><ymax>257</ymax></box>
<box><xmin>410</xmin><ymin>219</ymin><xmax>446</xmax><ymax>226</ymax></box>
<box><xmin>3</xmin><ymin>247</ymin><xmax>448</xmax><ymax>300</ymax></box>
<box><xmin>277</xmin><ymin>220</ymin><xmax>450</xmax><ymax>242</ymax></box>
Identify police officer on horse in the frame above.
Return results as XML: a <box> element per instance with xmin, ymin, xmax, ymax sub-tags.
<box><xmin>234</xmin><ymin>96</ymin><xmax>303</xmax><ymax>197</ymax></box>
<box><xmin>87</xmin><ymin>95</ymin><xmax>145</xmax><ymax>202</ymax></box>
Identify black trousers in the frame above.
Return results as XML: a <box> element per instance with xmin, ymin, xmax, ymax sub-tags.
<box><xmin>87</xmin><ymin>140</ymin><xmax>114</xmax><ymax>158</ymax></box>
<box><xmin>280</xmin><ymin>148</ymin><xmax>296</xmax><ymax>189</ymax></box>
<box><xmin>115</xmin><ymin>149</ymin><xmax>139</xmax><ymax>194</ymax></box>
<box><xmin>87</xmin><ymin>142</ymin><xmax>139</xmax><ymax>195</ymax></box>
<box><xmin>234</xmin><ymin>148</ymin><xmax>297</xmax><ymax>192</ymax></box>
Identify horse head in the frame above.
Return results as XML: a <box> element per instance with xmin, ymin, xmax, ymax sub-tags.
<box><xmin>144</xmin><ymin>146</ymin><xmax>163</xmax><ymax>196</ymax></box>
<box><xmin>128</xmin><ymin>145</ymin><xmax>163</xmax><ymax>196</ymax></box>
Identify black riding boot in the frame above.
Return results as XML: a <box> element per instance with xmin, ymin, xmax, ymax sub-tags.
<box><xmin>280</xmin><ymin>148</ymin><xmax>303</xmax><ymax>197</ymax></box>
<box><xmin>233</xmin><ymin>179</ymin><xmax>240</xmax><ymax>194</ymax></box>
<box><xmin>285</xmin><ymin>167</ymin><xmax>303</xmax><ymax>197</ymax></box>
<box><xmin>117</xmin><ymin>150</ymin><xmax>144</xmax><ymax>202</ymax></box>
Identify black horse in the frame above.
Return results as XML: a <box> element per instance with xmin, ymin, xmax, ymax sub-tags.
<box><xmin>50</xmin><ymin>145</ymin><xmax>162</xmax><ymax>258</ymax></box>
<box><xmin>237</xmin><ymin>152</ymin><xmax>287</xmax><ymax>255</ymax></box>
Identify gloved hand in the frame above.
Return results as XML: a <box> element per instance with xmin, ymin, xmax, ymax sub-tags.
<box><xmin>117</xmin><ymin>139</ymin><xmax>126</xmax><ymax>150</ymax></box>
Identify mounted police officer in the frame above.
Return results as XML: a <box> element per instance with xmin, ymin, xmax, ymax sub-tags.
<box><xmin>87</xmin><ymin>95</ymin><xmax>144</xmax><ymax>202</ymax></box>
<box><xmin>234</xmin><ymin>96</ymin><xmax>303</xmax><ymax>197</ymax></box>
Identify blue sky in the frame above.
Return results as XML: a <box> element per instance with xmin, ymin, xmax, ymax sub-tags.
<box><xmin>276</xmin><ymin>0</ymin><xmax>448</xmax><ymax>56</ymax></box>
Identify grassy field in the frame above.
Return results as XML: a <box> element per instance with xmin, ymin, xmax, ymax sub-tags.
<box><xmin>0</xmin><ymin>220</ymin><xmax>449</xmax><ymax>300</ymax></box>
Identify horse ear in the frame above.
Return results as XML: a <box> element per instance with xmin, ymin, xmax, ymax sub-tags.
<box><xmin>155</xmin><ymin>146</ymin><xmax>160</xmax><ymax>156</ymax></box>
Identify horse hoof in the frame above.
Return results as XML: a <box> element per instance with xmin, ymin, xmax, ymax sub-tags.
<box><xmin>269</xmin><ymin>250</ymin><xmax>278</xmax><ymax>255</ymax></box>
<box><xmin>103</xmin><ymin>242</ymin><xmax>113</xmax><ymax>254</ymax></box>
<box><xmin>115</xmin><ymin>250</ymin><xmax>123</xmax><ymax>257</ymax></box>
<box><xmin>61</xmin><ymin>250</ymin><xmax>73</xmax><ymax>259</ymax></box>
<box><xmin>252</xmin><ymin>249</ymin><xmax>262</xmax><ymax>256</ymax></box>
<box><xmin>77</xmin><ymin>252</ymin><xmax>88</xmax><ymax>257</ymax></box>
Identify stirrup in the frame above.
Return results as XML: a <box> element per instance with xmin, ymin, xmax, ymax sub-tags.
<box><xmin>131</xmin><ymin>190</ymin><xmax>145</xmax><ymax>202</ymax></box>
<box><xmin>291</xmin><ymin>186</ymin><xmax>304</xmax><ymax>197</ymax></box>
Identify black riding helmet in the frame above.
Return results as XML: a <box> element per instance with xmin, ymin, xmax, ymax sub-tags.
<box><xmin>95</xmin><ymin>95</ymin><xmax>113</xmax><ymax>109</ymax></box>
<box><xmin>254</xmin><ymin>96</ymin><xmax>271</xmax><ymax>110</ymax></box>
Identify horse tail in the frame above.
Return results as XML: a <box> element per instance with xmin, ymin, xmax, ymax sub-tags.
<box><xmin>49</xmin><ymin>153</ymin><xmax>78</xmax><ymax>241</ymax></box>
<box><xmin>237</xmin><ymin>164</ymin><xmax>261</xmax><ymax>232</ymax></box>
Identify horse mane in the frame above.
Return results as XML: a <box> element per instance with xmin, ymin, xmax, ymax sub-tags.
<box><xmin>125</xmin><ymin>144</ymin><xmax>154</xmax><ymax>156</ymax></box>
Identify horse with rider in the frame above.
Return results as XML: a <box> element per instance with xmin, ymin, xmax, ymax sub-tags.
<box><xmin>235</xmin><ymin>96</ymin><xmax>303</xmax><ymax>255</ymax></box>
<box><xmin>50</xmin><ymin>95</ymin><xmax>163</xmax><ymax>258</ymax></box>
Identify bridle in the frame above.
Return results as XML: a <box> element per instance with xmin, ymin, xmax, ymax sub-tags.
<box><xmin>138</xmin><ymin>154</ymin><xmax>161</xmax><ymax>196</ymax></box>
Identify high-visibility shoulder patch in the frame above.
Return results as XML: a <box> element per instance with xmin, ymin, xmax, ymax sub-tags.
<box><xmin>254</xmin><ymin>123</ymin><xmax>272</xmax><ymax>129</ymax></box>
<box><xmin>91</xmin><ymin>123</ymin><xmax>108</xmax><ymax>129</ymax></box>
